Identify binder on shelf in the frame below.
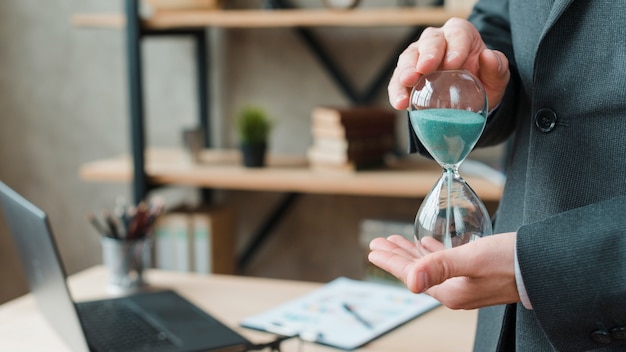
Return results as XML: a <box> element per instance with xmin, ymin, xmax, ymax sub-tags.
<box><xmin>153</xmin><ymin>206</ymin><xmax>236</xmax><ymax>274</ymax></box>
<box><xmin>154</xmin><ymin>212</ymin><xmax>191</xmax><ymax>272</ymax></box>
<box><xmin>197</xmin><ymin>206</ymin><xmax>236</xmax><ymax>274</ymax></box>
<box><xmin>192</xmin><ymin>213</ymin><xmax>212</xmax><ymax>274</ymax></box>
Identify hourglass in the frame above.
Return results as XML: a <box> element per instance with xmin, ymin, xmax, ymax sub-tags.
<box><xmin>409</xmin><ymin>70</ymin><xmax>492</xmax><ymax>249</ymax></box>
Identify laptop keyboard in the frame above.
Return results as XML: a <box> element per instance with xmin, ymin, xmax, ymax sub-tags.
<box><xmin>77</xmin><ymin>298</ymin><xmax>177</xmax><ymax>352</ymax></box>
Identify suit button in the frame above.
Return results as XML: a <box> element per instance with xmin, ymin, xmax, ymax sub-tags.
<box><xmin>591</xmin><ymin>329</ymin><xmax>612</xmax><ymax>344</ymax></box>
<box><xmin>535</xmin><ymin>108</ymin><xmax>557</xmax><ymax>132</ymax></box>
<box><xmin>611</xmin><ymin>326</ymin><xmax>626</xmax><ymax>340</ymax></box>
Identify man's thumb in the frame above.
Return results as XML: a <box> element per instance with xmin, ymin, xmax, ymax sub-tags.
<box><xmin>410</xmin><ymin>249</ymin><xmax>467</xmax><ymax>293</ymax></box>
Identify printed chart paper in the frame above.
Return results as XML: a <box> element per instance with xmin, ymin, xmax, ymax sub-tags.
<box><xmin>240</xmin><ymin>277</ymin><xmax>440</xmax><ymax>350</ymax></box>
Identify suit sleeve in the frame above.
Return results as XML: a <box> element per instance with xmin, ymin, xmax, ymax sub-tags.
<box><xmin>517</xmin><ymin>195</ymin><xmax>626</xmax><ymax>351</ymax></box>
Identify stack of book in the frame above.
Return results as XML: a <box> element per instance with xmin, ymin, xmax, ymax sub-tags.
<box><xmin>307</xmin><ymin>106</ymin><xmax>397</xmax><ymax>171</ymax></box>
<box><xmin>141</xmin><ymin>0</ymin><xmax>222</xmax><ymax>17</ymax></box>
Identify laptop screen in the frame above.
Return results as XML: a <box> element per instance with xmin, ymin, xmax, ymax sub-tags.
<box><xmin>0</xmin><ymin>181</ymin><xmax>91</xmax><ymax>351</ymax></box>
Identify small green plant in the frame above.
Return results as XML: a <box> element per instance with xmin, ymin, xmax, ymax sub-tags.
<box><xmin>237</xmin><ymin>106</ymin><xmax>272</xmax><ymax>145</ymax></box>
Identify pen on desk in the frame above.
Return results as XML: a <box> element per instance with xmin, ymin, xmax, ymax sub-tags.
<box><xmin>114</xmin><ymin>197</ymin><xmax>130</xmax><ymax>231</ymax></box>
<box><xmin>126</xmin><ymin>208</ymin><xmax>139</xmax><ymax>239</ymax></box>
<box><xmin>342</xmin><ymin>303</ymin><xmax>373</xmax><ymax>329</ymax></box>
<box><xmin>128</xmin><ymin>201</ymin><xmax>149</xmax><ymax>239</ymax></box>
<box><xmin>87</xmin><ymin>198</ymin><xmax>165</xmax><ymax>240</ymax></box>
<box><xmin>147</xmin><ymin>197</ymin><xmax>164</xmax><ymax>228</ymax></box>
<box><xmin>103</xmin><ymin>210</ymin><xmax>121</xmax><ymax>239</ymax></box>
<box><xmin>86</xmin><ymin>212</ymin><xmax>113</xmax><ymax>238</ymax></box>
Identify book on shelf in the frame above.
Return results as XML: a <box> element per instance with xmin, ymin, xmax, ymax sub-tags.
<box><xmin>308</xmin><ymin>105</ymin><xmax>398</xmax><ymax>172</ymax></box>
<box><xmin>445</xmin><ymin>0</ymin><xmax>478</xmax><ymax>11</ymax></box>
<box><xmin>153</xmin><ymin>205</ymin><xmax>235</xmax><ymax>275</ymax></box>
<box><xmin>311</xmin><ymin>124</ymin><xmax>395</xmax><ymax>139</ymax></box>
<box><xmin>307</xmin><ymin>148</ymin><xmax>389</xmax><ymax>173</ymax></box>
<box><xmin>308</xmin><ymin>160</ymin><xmax>386</xmax><ymax>172</ymax></box>
<box><xmin>307</xmin><ymin>146</ymin><xmax>389</xmax><ymax>165</ymax></box>
<box><xmin>141</xmin><ymin>0</ymin><xmax>221</xmax><ymax>17</ymax></box>
<box><xmin>311</xmin><ymin>105</ymin><xmax>396</xmax><ymax>129</ymax></box>
<box><xmin>311</xmin><ymin>134</ymin><xmax>395</xmax><ymax>155</ymax></box>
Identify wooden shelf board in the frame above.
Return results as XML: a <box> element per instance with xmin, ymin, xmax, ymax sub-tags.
<box><xmin>79</xmin><ymin>148</ymin><xmax>503</xmax><ymax>201</ymax></box>
<box><xmin>71</xmin><ymin>7</ymin><xmax>468</xmax><ymax>29</ymax></box>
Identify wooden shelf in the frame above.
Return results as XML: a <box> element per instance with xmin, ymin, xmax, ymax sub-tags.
<box><xmin>71</xmin><ymin>7</ymin><xmax>468</xmax><ymax>30</ymax></box>
<box><xmin>79</xmin><ymin>148</ymin><xmax>503</xmax><ymax>201</ymax></box>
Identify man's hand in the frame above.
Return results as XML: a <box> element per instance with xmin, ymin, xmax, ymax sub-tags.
<box><xmin>388</xmin><ymin>17</ymin><xmax>510</xmax><ymax>112</ymax></box>
<box><xmin>368</xmin><ymin>232</ymin><xmax>520</xmax><ymax>310</ymax></box>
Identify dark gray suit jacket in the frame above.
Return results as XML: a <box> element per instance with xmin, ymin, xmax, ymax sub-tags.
<box><xmin>409</xmin><ymin>0</ymin><xmax>626</xmax><ymax>350</ymax></box>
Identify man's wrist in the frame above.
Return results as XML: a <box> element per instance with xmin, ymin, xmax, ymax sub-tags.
<box><xmin>514</xmin><ymin>240</ymin><xmax>533</xmax><ymax>309</ymax></box>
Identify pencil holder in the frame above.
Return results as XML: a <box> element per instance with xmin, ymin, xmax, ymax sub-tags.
<box><xmin>101</xmin><ymin>236</ymin><xmax>152</xmax><ymax>293</ymax></box>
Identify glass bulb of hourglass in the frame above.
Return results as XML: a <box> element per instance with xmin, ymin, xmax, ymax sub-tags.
<box><xmin>409</xmin><ymin>70</ymin><xmax>493</xmax><ymax>248</ymax></box>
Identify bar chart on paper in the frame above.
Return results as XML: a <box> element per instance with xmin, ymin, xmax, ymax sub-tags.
<box><xmin>240</xmin><ymin>277</ymin><xmax>440</xmax><ymax>350</ymax></box>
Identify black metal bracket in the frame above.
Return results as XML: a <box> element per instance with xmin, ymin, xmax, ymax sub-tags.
<box><xmin>124</xmin><ymin>0</ymin><xmax>147</xmax><ymax>204</ymax></box>
<box><xmin>294</xmin><ymin>25</ymin><xmax>425</xmax><ymax>104</ymax></box>
<box><xmin>237</xmin><ymin>193</ymin><xmax>300</xmax><ymax>272</ymax></box>
<box><xmin>273</xmin><ymin>0</ymin><xmax>426</xmax><ymax>105</ymax></box>
<box><xmin>125</xmin><ymin>0</ymin><xmax>211</xmax><ymax>204</ymax></box>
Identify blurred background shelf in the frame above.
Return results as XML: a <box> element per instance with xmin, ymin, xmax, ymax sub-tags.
<box><xmin>71</xmin><ymin>7</ymin><xmax>469</xmax><ymax>29</ymax></box>
<box><xmin>72</xmin><ymin>2</ymin><xmax>486</xmax><ymax>274</ymax></box>
<box><xmin>79</xmin><ymin>148</ymin><xmax>503</xmax><ymax>201</ymax></box>
<box><xmin>72</xmin><ymin>2</ymin><xmax>471</xmax><ymax>203</ymax></box>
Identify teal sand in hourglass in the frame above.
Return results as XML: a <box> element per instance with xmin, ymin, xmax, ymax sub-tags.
<box><xmin>409</xmin><ymin>70</ymin><xmax>493</xmax><ymax>249</ymax></box>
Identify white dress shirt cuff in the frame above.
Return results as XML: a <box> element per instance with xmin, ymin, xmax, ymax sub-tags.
<box><xmin>514</xmin><ymin>240</ymin><xmax>533</xmax><ymax>309</ymax></box>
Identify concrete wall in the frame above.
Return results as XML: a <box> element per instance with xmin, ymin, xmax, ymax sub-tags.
<box><xmin>0</xmin><ymin>0</ymin><xmax>503</xmax><ymax>303</ymax></box>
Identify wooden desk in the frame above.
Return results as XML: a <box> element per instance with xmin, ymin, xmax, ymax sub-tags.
<box><xmin>0</xmin><ymin>266</ymin><xmax>477</xmax><ymax>351</ymax></box>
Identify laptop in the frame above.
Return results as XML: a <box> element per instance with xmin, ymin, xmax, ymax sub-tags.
<box><xmin>0</xmin><ymin>181</ymin><xmax>252</xmax><ymax>352</ymax></box>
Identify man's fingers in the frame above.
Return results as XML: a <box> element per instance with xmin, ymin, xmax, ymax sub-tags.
<box><xmin>411</xmin><ymin>242</ymin><xmax>480</xmax><ymax>292</ymax></box>
<box><xmin>440</xmin><ymin>18</ymin><xmax>474</xmax><ymax>69</ymax></box>
<box><xmin>388</xmin><ymin>26</ymin><xmax>447</xmax><ymax>110</ymax></box>
<box><xmin>388</xmin><ymin>42</ymin><xmax>421</xmax><ymax>109</ymax></box>
<box><xmin>417</xmin><ymin>251</ymin><xmax>460</xmax><ymax>291</ymax></box>
<box><xmin>412</xmin><ymin>27</ymin><xmax>447</xmax><ymax>73</ymax></box>
<box><xmin>368</xmin><ymin>249</ymin><xmax>420</xmax><ymax>291</ymax></box>
<box><xmin>420</xmin><ymin>236</ymin><xmax>446</xmax><ymax>252</ymax></box>
<box><xmin>387</xmin><ymin>67</ymin><xmax>411</xmax><ymax>109</ymax></box>
<box><xmin>478</xmin><ymin>49</ymin><xmax>510</xmax><ymax>110</ymax></box>
<box><xmin>370</xmin><ymin>236</ymin><xmax>418</xmax><ymax>260</ymax></box>
<box><xmin>386</xmin><ymin>234</ymin><xmax>416</xmax><ymax>250</ymax></box>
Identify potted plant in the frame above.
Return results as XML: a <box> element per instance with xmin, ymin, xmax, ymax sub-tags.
<box><xmin>237</xmin><ymin>106</ymin><xmax>272</xmax><ymax>168</ymax></box>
